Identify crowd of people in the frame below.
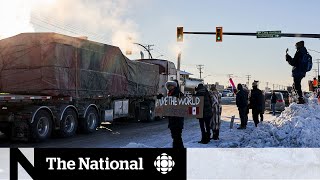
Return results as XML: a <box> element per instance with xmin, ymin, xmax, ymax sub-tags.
<box><xmin>164</xmin><ymin>40</ymin><xmax>314</xmax><ymax>148</ymax></box>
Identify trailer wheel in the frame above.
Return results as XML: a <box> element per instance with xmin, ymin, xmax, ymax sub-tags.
<box><xmin>80</xmin><ymin>107</ymin><xmax>99</xmax><ymax>133</ymax></box>
<box><xmin>31</xmin><ymin>110</ymin><xmax>52</xmax><ymax>142</ymax></box>
<box><xmin>58</xmin><ymin>109</ymin><xmax>78</xmax><ymax>137</ymax></box>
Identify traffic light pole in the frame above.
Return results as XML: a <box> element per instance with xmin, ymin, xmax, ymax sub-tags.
<box><xmin>183</xmin><ymin>32</ymin><xmax>320</xmax><ymax>38</ymax></box>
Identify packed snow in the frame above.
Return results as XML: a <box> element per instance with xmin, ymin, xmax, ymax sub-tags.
<box><xmin>124</xmin><ymin>97</ymin><xmax>320</xmax><ymax>148</ymax></box>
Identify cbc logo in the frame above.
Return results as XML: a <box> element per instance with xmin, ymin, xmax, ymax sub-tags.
<box><xmin>154</xmin><ymin>153</ymin><xmax>175</xmax><ymax>174</ymax></box>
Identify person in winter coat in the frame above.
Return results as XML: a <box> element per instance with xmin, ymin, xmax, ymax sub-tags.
<box><xmin>166</xmin><ymin>80</ymin><xmax>184</xmax><ymax>148</ymax></box>
<box><xmin>248</xmin><ymin>81</ymin><xmax>263</xmax><ymax>127</ymax></box>
<box><xmin>195</xmin><ymin>84</ymin><xmax>213</xmax><ymax>144</ymax></box>
<box><xmin>271</xmin><ymin>91</ymin><xmax>278</xmax><ymax>116</ymax></box>
<box><xmin>260</xmin><ymin>92</ymin><xmax>265</xmax><ymax>122</ymax></box>
<box><xmin>236</xmin><ymin>84</ymin><xmax>248</xmax><ymax>129</ymax></box>
<box><xmin>209</xmin><ymin>84</ymin><xmax>222</xmax><ymax>140</ymax></box>
<box><xmin>286</xmin><ymin>41</ymin><xmax>308</xmax><ymax>104</ymax></box>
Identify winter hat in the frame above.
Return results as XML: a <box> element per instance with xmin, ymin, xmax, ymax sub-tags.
<box><xmin>165</xmin><ymin>81</ymin><xmax>177</xmax><ymax>89</ymax></box>
<box><xmin>252</xmin><ymin>81</ymin><xmax>258</xmax><ymax>87</ymax></box>
<box><xmin>210</xmin><ymin>84</ymin><xmax>217</xmax><ymax>91</ymax></box>
<box><xmin>296</xmin><ymin>41</ymin><xmax>304</xmax><ymax>48</ymax></box>
<box><xmin>197</xmin><ymin>83</ymin><xmax>204</xmax><ymax>88</ymax></box>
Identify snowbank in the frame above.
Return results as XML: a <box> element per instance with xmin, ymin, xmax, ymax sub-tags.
<box><xmin>121</xmin><ymin>98</ymin><xmax>320</xmax><ymax>148</ymax></box>
<box><xmin>238</xmin><ymin>97</ymin><xmax>320</xmax><ymax>147</ymax></box>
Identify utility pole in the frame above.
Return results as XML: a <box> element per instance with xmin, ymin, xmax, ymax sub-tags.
<box><xmin>266</xmin><ymin>82</ymin><xmax>269</xmax><ymax>88</ymax></box>
<box><xmin>177</xmin><ymin>53</ymin><xmax>181</xmax><ymax>71</ymax></box>
<box><xmin>145</xmin><ymin>44</ymin><xmax>154</xmax><ymax>59</ymax></box>
<box><xmin>245</xmin><ymin>75</ymin><xmax>251</xmax><ymax>87</ymax></box>
<box><xmin>196</xmin><ymin>65</ymin><xmax>204</xmax><ymax>79</ymax></box>
<box><xmin>273</xmin><ymin>84</ymin><xmax>275</xmax><ymax>90</ymax></box>
<box><xmin>315</xmin><ymin>59</ymin><xmax>320</xmax><ymax>82</ymax></box>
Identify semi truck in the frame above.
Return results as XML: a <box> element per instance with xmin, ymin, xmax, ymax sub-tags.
<box><xmin>0</xmin><ymin>33</ymin><xmax>177</xmax><ymax>142</ymax></box>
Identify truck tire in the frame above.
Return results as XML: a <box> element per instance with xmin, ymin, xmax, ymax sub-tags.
<box><xmin>30</xmin><ymin>110</ymin><xmax>53</xmax><ymax>142</ymax></box>
<box><xmin>58</xmin><ymin>109</ymin><xmax>78</xmax><ymax>137</ymax></box>
<box><xmin>80</xmin><ymin>107</ymin><xmax>99</xmax><ymax>133</ymax></box>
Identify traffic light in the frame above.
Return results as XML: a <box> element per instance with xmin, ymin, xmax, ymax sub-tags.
<box><xmin>177</xmin><ymin>27</ymin><xmax>183</xmax><ymax>42</ymax></box>
<box><xmin>216</xmin><ymin>27</ymin><xmax>223</xmax><ymax>42</ymax></box>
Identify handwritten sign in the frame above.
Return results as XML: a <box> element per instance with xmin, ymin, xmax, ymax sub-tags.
<box><xmin>155</xmin><ymin>96</ymin><xmax>204</xmax><ymax>118</ymax></box>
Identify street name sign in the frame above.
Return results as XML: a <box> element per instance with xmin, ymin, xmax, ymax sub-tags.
<box><xmin>257</xmin><ymin>31</ymin><xmax>281</xmax><ymax>38</ymax></box>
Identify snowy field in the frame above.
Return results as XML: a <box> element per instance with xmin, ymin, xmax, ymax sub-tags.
<box><xmin>124</xmin><ymin>97</ymin><xmax>320</xmax><ymax>148</ymax></box>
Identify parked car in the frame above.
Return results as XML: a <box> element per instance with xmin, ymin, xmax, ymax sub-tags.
<box><xmin>273</xmin><ymin>90</ymin><xmax>290</xmax><ymax>106</ymax></box>
<box><xmin>222</xmin><ymin>90</ymin><xmax>232</xmax><ymax>97</ymax></box>
<box><xmin>265</xmin><ymin>92</ymin><xmax>285</xmax><ymax>112</ymax></box>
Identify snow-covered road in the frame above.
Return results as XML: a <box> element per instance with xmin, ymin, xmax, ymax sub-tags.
<box><xmin>1</xmin><ymin>98</ymin><xmax>319</xmax><ymax>148</ymax></box>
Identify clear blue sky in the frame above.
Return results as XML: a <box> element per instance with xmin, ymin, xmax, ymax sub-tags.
<box><xmin>125</xmin><ymin>0</ymin><xmax>320</xmax><ymax>90</ymax></box>
<box><xmin>9</xmin><ymin>0</ymin><xmax>318</xmax><ymax>91</ymax></box>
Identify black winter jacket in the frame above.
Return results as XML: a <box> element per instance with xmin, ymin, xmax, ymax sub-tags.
<box><xmin>236</xmin><ymin>86</ymin><xmax>248</xmax><ymax>108</ymax></box>
<box><xmin>195</xmin><ymin>87</ymin><xmax>213</xmax><ymax>119</ymax></box>
<box><xmin>249</xmin><ymin>87</ymin><xmax>264</xmax><ymax>112</ymax></box>
<box><xmin>286</xmin><ymin>47</ymin><xmax>307</xmax><ymax>78</ymax></box>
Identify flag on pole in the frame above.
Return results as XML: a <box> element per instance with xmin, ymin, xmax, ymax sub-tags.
<box><xmin>229</xmin><ymin>78</ymin><xmax>237</xmax><ymax>94</ymax></box>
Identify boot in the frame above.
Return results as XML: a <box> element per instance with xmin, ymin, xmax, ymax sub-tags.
<box><xmin>212</xmin><ymin>130</ymin><xmax>220</xmax><ymax>140</ymax></box>
<box><xmin>198</xmin><ymin>133</ymin><xmax>210</xmax><ymax>144</ymax></box>
<box><xmin>173</xmin><ymin>138</ymin><xmax>184</xmax><ymax>148</ymax></box>
<box><xmin>198</xmin><ymin>133</ymin><xmax>206</xmax><ymax>144</ymax></box>
<box><xmin>205</xmin><ymin>132</ymin><xmax>211</xmax><ymax>143</ymax></box>
<box><xmin>237</xmin><ymin>125</ymin><xmax>246</xmax><ymax>130</ymax></box>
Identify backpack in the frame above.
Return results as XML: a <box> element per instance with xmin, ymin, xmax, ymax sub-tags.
<box><xmin>301</xmin><ymin>51</ymin><xmax>313</xmax><ymax>72</ymax></box>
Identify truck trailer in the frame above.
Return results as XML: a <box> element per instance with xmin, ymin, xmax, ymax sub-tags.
<box><xmin>0</xmin><ymin>33</ymin><xmax>176</xmax><ymax>142</ymax></box>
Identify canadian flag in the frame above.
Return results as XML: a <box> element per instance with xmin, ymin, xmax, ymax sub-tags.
<box><xmin>188</xmin><ymin>107</ymin><xmax>200</xmax><ymax>115</ymax></box>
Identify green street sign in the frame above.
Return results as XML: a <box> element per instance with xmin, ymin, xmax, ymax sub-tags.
<box><xmin>256</xmin><ymin>31</ymin><xmax>281</xmax><ymax>38</ymax></box>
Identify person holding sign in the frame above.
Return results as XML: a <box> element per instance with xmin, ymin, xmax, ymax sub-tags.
<box><xmin>166</xmin><ymin>80</ymin><xmax>185</xmax><ymax>148</ymax></box>
<box><xmin>195</xmin><ymin>84</ymin><xmax>213</xmax><ymax>144</ymax></box>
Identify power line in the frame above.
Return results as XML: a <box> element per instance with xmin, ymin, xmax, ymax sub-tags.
<box><xmin>196</xmin><ymin>65</ymin><xmax>204</xmax><ymax>79</ymax></box>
